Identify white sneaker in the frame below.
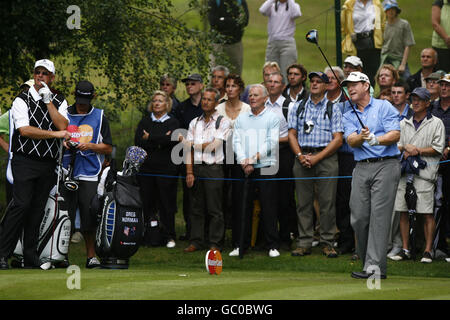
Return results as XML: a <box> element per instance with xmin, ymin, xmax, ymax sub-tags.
<box><xmin>420</xmin><ymin>251</ymin><xmax>433</xmax><ymax>263</ymax></box>
<box><xmin>269</xmin><ymin>249</ymin><xmax>280</xmax><ymax>258</ymax></box>
<box><xmin>387</xmin><ymin>246</ymin><xmax>402</xmax><ymax>258</ymax></box>
<box><xmin>166</xmin><ymin>240</ymin><xmax>176</xmax><ymax>248</ymax></box>
<box><xmin>86</xmin><ymin>257</ymin><xmax>101</xmax><ymax>269</ymax></box>
<box><xmin>445</xmin><ymin>257</ymin><xmax>450</xmax><ymax>263</ymax></box>
<box><xmin>39</xmin><ymin>262</ymin><xmax>52</xmax><ymax>270</ymax></box>
<box><xmin>229</xmin><ymin>248</ymin><xmax>239</xmax><ymax>257</ymax></box>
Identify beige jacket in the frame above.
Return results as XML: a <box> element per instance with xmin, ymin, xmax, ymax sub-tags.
<box><xmin>398</xmin><ymin>113</ymin><xmax>445</xmax><ymax>186</ymax></box>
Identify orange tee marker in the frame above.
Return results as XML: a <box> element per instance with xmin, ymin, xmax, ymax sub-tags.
<box><xmin>205</xmin><ymin>250</ymin><xmax>223</xmax><ymax>275</ymax></box>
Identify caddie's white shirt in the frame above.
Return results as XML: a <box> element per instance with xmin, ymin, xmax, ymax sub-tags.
<box><xmin>353</xmin><ymin>0</ymin><xmax>375</xmax><ymax>34</ymax></box>
<box><xmin>265</xmin><ymin>95</ymin><xmax>288</xmax><ymax>138</ymax></box>
<box><xmin>11</xmin><ymin>85</ymin><xmax>68</xmax><ymax>129</ymax></box>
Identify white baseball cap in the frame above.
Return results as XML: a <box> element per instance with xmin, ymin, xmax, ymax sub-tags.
<box><xmin>344</xmin><ymin>56</ymin><xmax>363</xmax><ymax>68</ymax></box>
<box><xmin>341</xmin><ymin>72</ymin><xmax>370</xmax><ymax>86</ymax></box>
<box><xmin>34</xmin><ymin>59</ymin><xmax>55</xmax><ymax>74</ymax></box>
<box><xmin>437</xmin><ymin>73</ymin><xmax>450</xmax><ymax>83</ymax></box>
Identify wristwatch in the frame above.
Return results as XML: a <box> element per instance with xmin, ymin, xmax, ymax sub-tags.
<box><xmin>296</xmin><ymin>152</ymin><xmax>302</xmax><ymax>159</ymax></box>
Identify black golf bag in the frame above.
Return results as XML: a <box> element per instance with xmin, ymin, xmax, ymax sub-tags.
<box><xmin>95</xmin><ymin>146</ymin><xmax>147</xmax><ymax>269</ymax></box>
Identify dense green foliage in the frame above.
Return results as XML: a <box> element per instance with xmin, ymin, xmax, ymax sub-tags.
<box><xmin>0</xmin><ymin>0</ymin><xmax>211</xmax><ymax>119</ymax></box>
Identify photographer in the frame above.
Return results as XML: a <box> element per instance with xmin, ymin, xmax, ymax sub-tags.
<box><xmin>63</xmin><ymin>80</ymin><xmax>112</xmax><ymax>269</ymax></box>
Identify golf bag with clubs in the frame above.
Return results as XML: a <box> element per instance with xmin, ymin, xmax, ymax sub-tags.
<box><xmin>95</xmin><ymin>146</ymin><xmax>147</xmax><ymax>269</ymax></box>
<box><xmin>12</xmin><ymin>140</ymin><xmax>71</xmax><ymax>267</ymax></box>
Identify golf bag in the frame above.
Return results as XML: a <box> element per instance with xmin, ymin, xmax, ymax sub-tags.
<box><xmin>95</xmin><ymin>146</ymin><xmax>147</xmax><ymax>269</ymax></box>
<box><xmin>12</xmin><ymin>141</ymin><xmax>71</xmax><ymax>266</ymax></box>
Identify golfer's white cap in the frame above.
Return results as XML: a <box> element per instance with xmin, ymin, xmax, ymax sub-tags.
<box><xmin>341</xmin><ymin>72</ymin><xmax>370</xmax><ymax>86</ymax></box>
<box><xmin>34</xmin><ymin>59</ymin><xmax>55</xmax><ymax>74</ymax></box>
<box><xmin>344</xmin><ymin>56</ymin><xmax>363</xmax><ymax>68</ymax></box>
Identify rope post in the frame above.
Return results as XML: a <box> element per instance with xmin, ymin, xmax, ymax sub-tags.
<box><xmin>334</xmin><ymin>0</ymin><xmax>342</xmax><ymax>67</ymax></box>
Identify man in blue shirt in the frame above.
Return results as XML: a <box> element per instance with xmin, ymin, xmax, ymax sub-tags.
<box><xmin>288</xmin><ymin>71</ymin><xmax>343</xmax><ymax>258</ymax></box>
<box><xmin>232</xmin><ymin>84</ymin><xmax>281</xmax><ymax>258</ymax></box>
<box><xmin>342</xmin><ymin>72</ymin><xmax>401</xmax><ymax>279</ymax></box>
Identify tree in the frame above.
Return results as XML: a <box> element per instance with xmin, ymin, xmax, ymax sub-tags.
<box><xmin>0</xmin><ymin>0</ymin><xmax>212</xmax><ymax>118</ymax></box>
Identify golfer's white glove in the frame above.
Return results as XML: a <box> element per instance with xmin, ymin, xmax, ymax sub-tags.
<box><xmin>366</xmin><ymin>133</ymin><xmax>379</xmax><ymax>146</ymax></box>
<box><xmin>38</xmin><ymin>82</ymin><xmax>52</xmax><ymax>104</ymax></box>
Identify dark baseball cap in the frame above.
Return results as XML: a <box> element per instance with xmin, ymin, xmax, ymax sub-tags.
<box><xmin>181</xmin><ymin>73</ymin><xmax>203</xmax><ymax>83</ymax></box>
<box><xmin>308</xmin><ymin>71</ymin><xmax>330</xmax><ymax>83</ymax></box>
<box><xmin>75</xmin><ymin>80</ymin><xmax>95</xmax><ymax>104</ymax></box>
<box><xmin>410</xmin><ymin>87</ymin><xmax>431</xmax><ymax>101</ymax></box>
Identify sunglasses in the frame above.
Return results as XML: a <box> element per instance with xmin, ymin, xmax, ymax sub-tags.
<box><xmin>34</xmin><ymin>70</ymin><xmax>50</xmax><ymax>76</ymax></box>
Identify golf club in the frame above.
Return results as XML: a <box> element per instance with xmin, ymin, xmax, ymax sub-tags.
<box><xmin>306</xmin><ymin>29</ymin><xmax>365</xmax><ymax>128</ymax></box>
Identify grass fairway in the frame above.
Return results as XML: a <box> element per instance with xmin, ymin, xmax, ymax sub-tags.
<box><xmin>1</xmin><ymin>242</ymin><xmax>449</xmax><ymax>300</ymax></box>
<box><xmin>1</xmin><ymin>0</ymin><xmax>449</xmax><ymax>303</ymax></box>
<box><xmin>2</xmin><ymin>269</ymin><xmax>450</xmax><ymax>300</ymax></box>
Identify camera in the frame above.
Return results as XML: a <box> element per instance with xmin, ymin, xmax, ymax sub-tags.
<box><xmin>304</xmin><ymin>120</ymin><xmax>315</xmax><ymax>134</ymax></box>
<box><xmin>67</xmin><ymin>140</ymin><xmax>79</xmax><ymax>149</ymax></box>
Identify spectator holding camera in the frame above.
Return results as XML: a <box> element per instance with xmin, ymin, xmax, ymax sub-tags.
<box><xmin>288</xmin><ymin>71</ymin><xmax>343</xmax><ymax>258</ymax></box>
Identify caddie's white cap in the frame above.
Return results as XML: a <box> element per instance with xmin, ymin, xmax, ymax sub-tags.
<box><xmin>341</xmin><ymin>72</ymin><xmax>370</xmax><ymax>86</ymax></box>
<box><xmin>34</xmin><ymin>59</ymin><xmax>55</xmax><ymax>74</ymax></box>
<box><xmin>344</xmin><ymin>56</ymin><xmax>363</xmax><ymax>68</ymax></box>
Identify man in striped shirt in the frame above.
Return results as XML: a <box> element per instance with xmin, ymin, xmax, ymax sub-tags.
<box><xmin>288</xmin><ymin>71</ymin><xmax>343</xmax><ymax>258</ymax></box>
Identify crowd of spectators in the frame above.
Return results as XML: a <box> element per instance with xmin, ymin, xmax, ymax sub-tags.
<box><xmin>0</xmin><ymin>0</ymin><xmax>449</xmax><ymax>274</ymax></box>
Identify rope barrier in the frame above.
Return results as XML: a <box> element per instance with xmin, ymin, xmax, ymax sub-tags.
<box><xmin>137</xmin><ymin>159</ymin><xmax>450</xmax><ymax>182</ymax></box>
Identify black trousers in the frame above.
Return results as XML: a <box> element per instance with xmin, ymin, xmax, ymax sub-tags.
<box><xmin>357</xmin><ymin>48</ymin><xmax>381</xmax><ymax>87</ymax></box>
<box><xmin>229</xmin><ymin>163</ymin><xmax>247</xmax><ymax>249</ymax></box>
<box><xmin>336</xmin><ymin>152</ymin><xmax>356</xmax><ymax>249</ymax></box>
<box><xmin>277</xmin><ymin>146</ymin><xmax>296</xmax><ymax>244</ymax></box>
<box><xmin>437</xmin><ymin>162</ymin><xmax>450</xmax><ymax>252</ymax></box>
<box><xmin>0</xmin><ymin>154</ymin><xmax>56</xmax><ymax>266</ymax></box>
<box><xmin>432</xmin><ymin>47</ymin><xmax>450</xmax><ymax>75</ymax></box>
<box><xmin>234</xmin><ymin>167</ymin><xmax>280</xmax><ymax>250</ymax></box>
<box><xmin>138</xmin><ymin>174</ymin><xmax>178</xmax><ymax>242</ymax></box>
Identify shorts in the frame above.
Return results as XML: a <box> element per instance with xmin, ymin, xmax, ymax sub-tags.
<box><xmin>63</xmin><ymin>180</ymin><xmax>99</xmax><ymax>233</ymax></box>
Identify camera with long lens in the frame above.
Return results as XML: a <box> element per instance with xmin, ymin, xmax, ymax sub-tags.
<box><xmin>304</xmin><ymin>120</ymin><xmax>315</xmax><ymax>134</ymax></box>
<box><xmin>64</xmin><ymin>140</ymin><xmax>79</xmax><ymax>191</ymax></box>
